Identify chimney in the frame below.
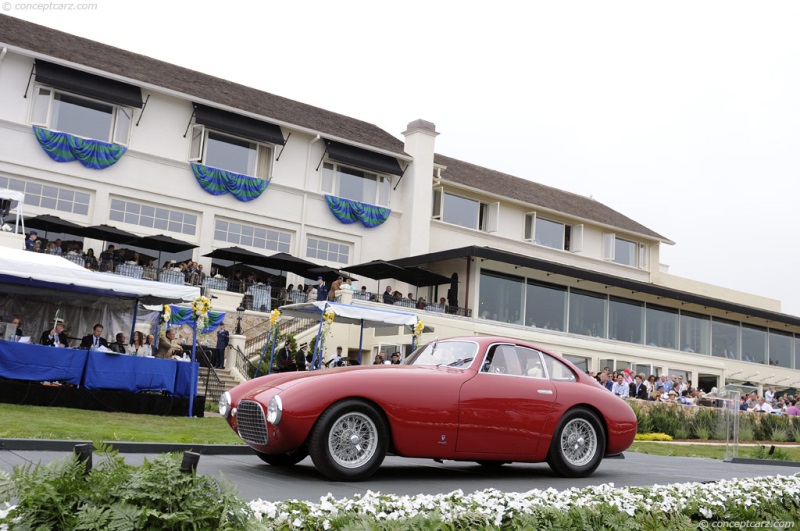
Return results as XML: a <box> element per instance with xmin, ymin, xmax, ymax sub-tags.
<box><xmin>399</xmin><ymin>119</ymin><xmax>438</xmax><ymax>257</ymax></box>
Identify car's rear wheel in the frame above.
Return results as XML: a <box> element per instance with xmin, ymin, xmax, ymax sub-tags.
<box><xmin>309</xmin><ymin>399</ymin><xmax>388</xmax><ymax>481</ymax></box>
<box><xmin>546</xmin><ymin>407</ymin><xmax>606</xmax><ymax>478</ymax></box>
<box><xmin>254</xmin><ymin>447</ymin><xmax>308</xmax><ymax>467</ymax></box>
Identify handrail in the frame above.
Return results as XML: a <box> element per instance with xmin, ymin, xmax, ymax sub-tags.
<box><xmin>233</xmin><ymin>345</ymin><xmax>258</xmax><ymax>381</ymax></box>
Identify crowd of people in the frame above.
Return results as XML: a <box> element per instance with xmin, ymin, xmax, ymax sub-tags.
<box><xmin>738</xmin><ymin>388</ymin><xmax>800</xmax><ymax>415</ymax></box>
<box><xmin>592</xmin><ymin>367</ymin><xmax>715</xmax><ymax>406</ymax></box>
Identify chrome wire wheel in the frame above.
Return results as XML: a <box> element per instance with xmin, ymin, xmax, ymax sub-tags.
<box><xmin>327</xmin><ymin>411</ymin><xmax>378</xmax><ymax>468</ymax></box>
<box><xmin>560</xmin><ymin>417</ymin><xmax>598</xmax><ymax>467</ymax></box>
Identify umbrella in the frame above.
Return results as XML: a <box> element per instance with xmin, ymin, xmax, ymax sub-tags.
<box><xmin>128</xmin><ymin>234</ymin><xmax>198</xmax><ymax>267</ymax></box>
<box><xmin>262</xmin><ymin>252</ymin><xmax>321</xmax><ymax>277</ymax></box>
<box><xmin>346</xmin><ymin>259</ymin><xmax>448</xmax><ymax>287</ymax></box>
<box><xmin>203</xmin><ymin>246</ymin><xmax>271</xmax><ymax>266</ymax></box>
<box><xmin>403</xmin><ymin>266</ymin><xmax>451</xmax><ymax>287</ymax></box>
<box><xmin>83</xmin><ymin>224</ymin><xmax>138</xmax><ymax>244</ymax></box>
<box><xmin>307</xmin><ymin>266</ymin><xmax>357</xmax><ymax>283</ymax></box>
<box><xmin>24</xmin><ymin>214</ymin><xmax>87</xmax><ymax>239</ymax></box>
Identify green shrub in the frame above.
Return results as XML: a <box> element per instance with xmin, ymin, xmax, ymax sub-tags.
<box><xmin>771</xmin><ymin>427</ymin><xmax>790</xmax><ymax>442</ymax></box>
<box><xmin>738</xmin><ymin>424</ymin><xmax>755</xmax><ymax>442</ymax></box>
<box><xmin>749</xmin><ymin>444</ymin><xmax>792</xmax><ymax>461</ymax></box>
<box><xmin>635</xmin><ymin>432</ymin><xmax>673</xmax><ymax>441</ymax></box>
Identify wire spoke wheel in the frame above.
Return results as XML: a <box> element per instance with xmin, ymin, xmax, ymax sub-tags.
<box><xmin>560</xmin><ymin>418</ymin><xmax>598</xmax><ymax>467</ymax></box>
<box><xmin>327</xmin><ymin>411</ymin><xmax>378</xmax><ymax>469</ymax></box>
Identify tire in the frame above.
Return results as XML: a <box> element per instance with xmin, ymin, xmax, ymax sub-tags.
<box><xmin>254</xmin><ymin>447</ymin><xmax>309</xmax><ymax>467</ymax></box>
<box><xmin>308</xmin><ymin>399</ymin><xmax>388</xmax><ymax>481</ymax></box>
<box><xmin>546</xmin><ymin>407</ymin><xmax>606</xmax><ymax>478</ymax></box>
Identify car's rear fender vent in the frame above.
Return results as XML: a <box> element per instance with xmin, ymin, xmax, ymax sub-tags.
<box><xmin>237</xmin><ymin>400</ymin><xmax>269</xmax><ymax>446</ymax></box>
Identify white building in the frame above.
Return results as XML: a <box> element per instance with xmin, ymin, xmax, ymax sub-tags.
<box><xmin>0</xmin><ymin>15</ymin><xmax>797</xmax><ymax>393</ymax></box>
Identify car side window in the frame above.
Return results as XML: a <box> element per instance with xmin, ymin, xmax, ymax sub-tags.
<box><xmin>481</xmin><ymin>344</ymin><xmax>523</xmax><ymax>375</ymax></box>
<box><xmin>542</xmin><ymin>354</ymin><xmax>577</xmax><ymax>382</ymax></box>
<box><xmin>515</xmin><ymin>346</ymin><xmax>547</xmax><ymax>379</ymax></box>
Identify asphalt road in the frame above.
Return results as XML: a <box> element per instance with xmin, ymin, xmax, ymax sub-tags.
<box><xmin>1</xmin><ymin>449</ymin><xmax>798</xmax><ymax>503</ymax></box>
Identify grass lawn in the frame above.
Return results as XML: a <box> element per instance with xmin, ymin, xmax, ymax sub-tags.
<box><xmin>629</xmin><ymin>441</ymin><xmax>800</xmax><ymax>461</ymax></box>
<box><xmin>0</xmin><ymin>403</ymin><xmax>244</xmax><ymax>444</ymax></box>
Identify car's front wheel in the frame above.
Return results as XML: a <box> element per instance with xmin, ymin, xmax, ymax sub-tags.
<box><xmin>546</xmin><ymin>407</ymin><xmax>606</xmax><ymax>478</ymax></box>
<box><xmin>309</xmin><ymin>399</ymin><xmax>388</xmax><ymax>481</ymax></box>
<box><xmin>254</xmin><ymin>447</ymin><xmax>309</xmax><ymax>467</ymax></box>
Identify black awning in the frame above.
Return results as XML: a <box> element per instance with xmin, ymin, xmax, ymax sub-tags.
<box><xmin>34</xmin><ymin>60</ymin><xmax>143</xmax><ymax>108</ymax></box>
<box><xmin>194</xmin><ymin>104</ymin><xmax>285</xmax><ymax>145</ymax></box>
<box><xmin>325</xmin><ymin>140</ymin><xmax>403</xmax><ymax>176</ymax></box>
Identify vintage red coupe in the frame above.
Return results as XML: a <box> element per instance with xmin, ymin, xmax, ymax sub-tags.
<box><xmin>219</xmin><ymin>336</ymin><xmax>637</xmax><ymax>481</ymax></box>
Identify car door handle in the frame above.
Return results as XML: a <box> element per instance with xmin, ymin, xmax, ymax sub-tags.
<box><xmin>537</xmin><ymin>389</ymin><xmax>553</xmax><ymax>395</ymax></box>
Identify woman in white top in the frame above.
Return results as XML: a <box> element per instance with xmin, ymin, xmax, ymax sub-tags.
<box><xmin>129</xmin><ymin>331</ymin><xmax>148</xmax><ymax>356</ymax></box>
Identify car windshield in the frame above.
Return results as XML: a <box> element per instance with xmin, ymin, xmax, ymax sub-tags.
<box><xmin>405</xmin><ymin>341</ymin><xmax>479</xmax><ymax>369</ymax></box>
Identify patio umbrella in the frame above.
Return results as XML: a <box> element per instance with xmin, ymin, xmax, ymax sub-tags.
<box><xmin>403</xmin><ymin>266</ymin><xmax>451</xmax><ymax>287</ymax></box>
<box><xmin>129</xmin><ymin>234</ymin><xmax>198</xmax><ymax>266</ymax></box>
<box><xmin>82</xmin><ymin>224</ymin><xmax>138</xmax><ymax>244</ymax></box>
<box><xmin>307</xmin><ymin>266</ymin><xmax>357</xmax><ymax>283</ymax></box>
<box><xmin>345</xmin><ymin>259</ymin><xmax>409</xmax><ymax>281</ymax></box>
<box><xmin>203</xmin><ymin>246</ymin><xmax>271</xmax><ymax>266</ymax></box>
<box><xmin>24</xmin><ymin>214</ymin><xmax>87</xmax><ymax>239</ymax></box>
<box><xmin>262</xmin><ymin>252</ymin><xmax>321</xmax><ymax>277</ymax></box>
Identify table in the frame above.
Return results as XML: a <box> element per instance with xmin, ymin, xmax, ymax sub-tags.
<box><xmin>249</xmin><ymin>285</ymin><xmax>271</xmax><ymax>312</ymax></box>
<box><xmin>83</xmin><ymin>351</ymin><xmax>179</xmax><ymax>395</ymax></box>
<box><xmin>159</xmin><ymin>269</ymin><xmax>185</xmax><ymax>285</ymax></box>
<box><xmin>0</xmin><ymin>341</ymin><xmax>87</xmax><ymax>385</ymax></box>
<box><xmin>62</xmin><ymin>254</ymin><xmax>85</xmax><ymax>267</ymax></box>
<box><xmin>174</xmin><ymin>360</ymin><xmax>199</xmax><ymax>398</ymax></box>
<box><xmin>116</xmin><ymin>263</ymin><xmax>144</xmax><ymax>279</ymax></box>
<box><xmin>203</xmin><ymin>277</ymin><xmax>229</xmax><ymax>291</ymax></box>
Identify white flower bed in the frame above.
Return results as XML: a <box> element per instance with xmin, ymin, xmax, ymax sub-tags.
<box><xmin>248</xmin><ymin>474</ymin><xmax>800</xmax><ymax>529</ymax></box>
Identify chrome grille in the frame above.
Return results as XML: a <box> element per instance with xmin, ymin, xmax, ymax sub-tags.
<box><xmin>236</xmin><ymin>400</ymin><xmax>269</xmax><ymax>446</ymax></box>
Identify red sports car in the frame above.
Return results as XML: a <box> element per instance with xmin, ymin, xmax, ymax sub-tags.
<box><xmin>219</xmin><ymin>336</ymin><xmax>637</xmax><ymax>481</ymax></box>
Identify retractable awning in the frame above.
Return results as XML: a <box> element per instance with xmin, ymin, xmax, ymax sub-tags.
<box><xmin>35</xmin><ymin>60</ymin><xmax>144</xmax><ymax>108</ymax></box>
<box><xmin>325</xmin><ymin>140</ymin><xmax>404</xmax><ymax>176</ymax></box>
<box><xmin>194</xmin><ymin>104</ymin><xmax>285</xmax><ymax>145</ymax></box>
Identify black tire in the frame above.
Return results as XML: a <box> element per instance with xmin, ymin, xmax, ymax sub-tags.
<box><xmin>546</xmin><ymin>407</ymin><xmax>606</xmax><ymax>478</ymax></box>
<box><xmin>308</xmin><ymin>399</ymin><xmax>388</xmax><ymax>481</ymax></box>
<box><xmin>254</xmin><ymin>447</ymin><xmax>309</xmax><ymax>467</ymax></box>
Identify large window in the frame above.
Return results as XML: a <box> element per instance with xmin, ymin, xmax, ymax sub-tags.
<box><xmin>322</xmin><ymin>162</ymin><xmax>390</xmax><ymax>206</ymax></box>
<box><xmin>568</xmin><ymin>289</ymin><xmax>606</xmax><ymax>338</ymax></box>
<box><xmin>602</xmin><ymin>233</ymin><xmax>646</xmax><ymax>268</ymax></box>
<box><xmin>30</xmin><ymin>86</ymin><xmax>132</xmax><ymax>145</ymax></box>
<box><xmin>741</xmin><ymin>325</ymin><xmax>766</xmax><ymax>364</ymax></box>
<box><xmin>609</xmin><ymin>297</ymin><xmax>643</xmax><ymax>344</ymax></box>
<box><xmin>432</xmin><ymin>189</ymin><xmax>497</xmax><ymax>232</ymax></box>
<box><xmin>306</xmin><ymin>237</ymin><xmax>349</xmax><ymax>263</ymax></box>
<box><xmin>524</xmin><ymin>215</ymin><xmax>563</xmax><ymax>249</ymax></box>
<box><xmin>712</xmin><ymin>318</ymin><xmax>739</xmax><ymax>359</ymax></box>
<box><xmin>645</xmin><ymin>305</ymin><xmax>678</xmax><ymax>349</ymax></box>
<box><xmin>680</xmin><ymin>311</ymin><xmax>710</xmax><ymax>354</ymax></box>
<box><xmin>109</xmin><ymin>199</ymin><xmax>197</xmax><ymax>236</ymax></box>
<box><xmin>525</xmin><ymin>280</ymin><xmax>566</xmax><ymax>331</ymax></box>
<box><xmin>214</xmin><ymin>219</ymin><xmax>290</xmax><ymax>252</ymax></box>
<box><xmin>769</xmin><ymin>330</ymin><xmax>792</xmax><ymax>368</ymax></box>
<box><xmin>190</xmin><ymin>127</ymin><xmax>272</xmax><ymax>179</ymax></box>
<box><xmin>0</xmin><ymin>175</ymin><xmax>89</xmax><ymax>216</ymax></box>
<box><xmin>478</xmin><ymin>270</ymin><xmax>523</xmax><ymax>324</ymax></box>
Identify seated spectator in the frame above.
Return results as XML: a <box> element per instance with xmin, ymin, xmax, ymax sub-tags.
<box><xmin>157</xmin><ymin>328</ymin><xmax>183</xmax><ymax>359</ymax></box>
<box><xmin>130</xmin><ymin>331</ymin><xmax>148</xmax><ymax>356</ymax></box>
<box><xmin>25</xmin><ymin>230</ymin><xmax>38</xmax><ymax>251</ymax></box>
<box><xmin>109</xmin><ymin>332</ymin><xmax>128</xmax><ymax>354</ymax></box>
<box><xmin>739</xmin><ymin>396</ymin><xmax>749</xmax><ymax>411</ymax></box>
<box><xmin>786</xmin><ymin>400</ymin><xmax>800</xmax><ymax>416</ymax></box>
<box><xmin>80</xmin><ymin>323</ymin><xmax>109</xmax><ymax>350</ymax></box>
<box><xmin>10</xmin><ymin>314</ymin><xmax>23</xmax><ymax>341</ymax></box>
<box><xmin>382</xmin><ymin>286</ymin><xmax>394</xmax><ymax>304</ymax></box>
<box><xmin>143</xmin><ymin>334</ymin><xmax>156</xmax><ymax>357</ymax></box>
<box><xmin>40</xmin><ymin>319</ymin><xmax>67</xmax><ymax>347</ymax></box>
<box><xmin>416</xmin><ymin>297</ymin><xmax>427</xmax><ymax>310</ymax></box>
<box><xmin>373</xmin><ymin>353</ymin><xmax>385</xmax><ymax>365</ymax></box>
<box><xmin>99</xmin><ymin>245</ymin><xmax>116</xmax><ymax>272</ymax></box>
<box><xmin>664</xmin><ymin>390</ymin><xmax>679</xmax><ymax>403</ymax></box>
<box><xmin>629</xmin><ymin>375</ymin><xmax>648</xmax><ymax>400</ymax></box>
<box><xmin>84</xmin><ymin>248</ymin><xmax>99</xmax><ymax>270</ymax></box>
<box><xmin>52</xmin><ymin>239</ymin><xmax>63</xmax><ymax>255</ymax></box>
<box><xmin>650</xmin><ymin>389</ymin><xmax>663</xmax><ymax>402</ymax></box>
<box><xmin>611</xmin><ymin>374</ymin><xmax>629</xmax><ymax>398</ymax></box>
<box><xmin>752</xmin><ymin>396</ymin><xmax>773</xmax><ymax>413</ymax></box>
<box><xmin>598</xmin><ymin>371</ymin><xmax>613</xmax><ymax>391</ymax></box>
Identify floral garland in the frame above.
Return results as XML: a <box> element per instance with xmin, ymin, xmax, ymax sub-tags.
<box><xmin>413</xmin><ymin>320</ymin><xmax>424</xmax><ymax>342</ymax></box>
<box><xmin>162</xmin><ymin>304</ymin><xmax>171</xmax><ymax>324</ymax></box>
<box><xmin>321</xmin><ymin>306</ymin><xmax>335</xmax><ymax>348</ymax></box>
<box><xmin>191</xmin><ymin>295</ymin><xmax>212</xmax><ymax>330</ymax></box>
<box><xmin>269</xmin><ymin>308</ymin><xmax>281</xmax><ymax>327</ymax></box>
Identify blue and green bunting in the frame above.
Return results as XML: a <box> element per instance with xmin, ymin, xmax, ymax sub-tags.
<box><xmin>167</xmin><ymin>305</ymin><xmax>226</xmax><ymax>334</ymax></box>
<box><xmin>33</xmin><ymin>126</ymin><xmax>127</xmax><ymax>169</ymax></box>
<box><xmin>325</xmin><ymin>195</ymin><xmax>391</xmax><ymax>228</ymax></box>
<box><xmin>191</xmin><ymin>163</ymin><xmax>269</xmax><ymax>202</ymax></box>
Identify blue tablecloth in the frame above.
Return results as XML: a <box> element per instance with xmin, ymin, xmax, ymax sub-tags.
<box><xmin>0</xmin><ymin>341</ymin><xmax>87</xmax><ymax>385</ymax></box>
<box><xmin>175</xmin><ymin>361</ymin><xmax>199</xmax><ymax>399</ymax></box>
<box><xmin>84</xmin><ymin>351</ymin><xmax>178</xmax><ymax>395</ymax></box>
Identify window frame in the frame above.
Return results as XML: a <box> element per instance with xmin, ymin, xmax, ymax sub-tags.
<box><xmin>602</xmin><ymin>232</ymin><xmax>647</xmax><ymax>268</ymax></box>
<box><xmin>188</xmin><ymin>123</ymin><xmax>273</xmax><ymax>180</ymax></box>
<box><xmin>29</xmin><ymin>84</ymin><xmax>133</xmax><ymax>146</ymax></box>
<box><xmin>321</xmin><ymin>161</ymin><xmax>391</xmax><ymax>207</ymax></box>
<box><xmin>436</xmin><ymin>190</ymin><xmax>498</xmax><ymax>232</ymax></box>
<box><xmin>524</xmin><ymin>213</ymin><xmax>581</xmax><ymax>251</ymax></box>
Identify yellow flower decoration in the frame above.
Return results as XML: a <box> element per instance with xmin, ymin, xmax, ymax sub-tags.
<box><xmin>270</xmin><ymin>309</ymin><xmax>281</xmax><ymax>326</ymax></box>
<box><xmin>324</xmin><ymin>307</ymin><xmax>336</xmax><ymax>325</ymax></box>
<box><xmin>191</xmin><ymin>295</ymin><xmax>212</xmax><ymax>330</ymax></box>
<box><xmin>162</xmin><ymin>304</ymin><xmax>172</xmax><ymax>324</ymax></box>
<box><xmin>414</xmin><ymin>320</ymin><xmax>424</xmax><ymax>341</ymax></box>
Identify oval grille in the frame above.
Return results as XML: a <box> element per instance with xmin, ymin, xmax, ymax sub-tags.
<box><xmin>236</xmin><ymin>400</ymin><xmax>269</xmax><ymax>446</ymax></box>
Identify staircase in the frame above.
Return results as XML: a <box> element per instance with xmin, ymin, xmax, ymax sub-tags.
<box><xmin>196</xmin><ymin>366</ymin><xmax>239</xmax><ymax>401</ymax></box>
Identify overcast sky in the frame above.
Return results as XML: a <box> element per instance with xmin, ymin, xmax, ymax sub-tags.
<box><xmin>5</xmin><ymin>1</ymin><xmax>800</xmax><ymax>315</ymax></box>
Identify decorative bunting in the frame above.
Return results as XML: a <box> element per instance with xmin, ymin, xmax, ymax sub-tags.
<box><xmin>191</xmin><ymin>163</ymin><xmax>269</xmax><ymax>202</ymax></box>
<box><xmin>33</xmin><ymin>126</ymin><xmax>127</xmax><ymax>169</ymax></box>
<box><xmin>325</xmin><ymin>195</ymin><xmax>391</xmax><ymax>228</ymax></box>
<box><xmin>167</xmin><ymin>305</ymin><xmax>226</xmax><ymax>334</ymax></box>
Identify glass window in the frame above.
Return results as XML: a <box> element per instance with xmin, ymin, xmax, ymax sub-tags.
<box><xmin>478</xmin><ymin>270</ymin><xmax>523</xmax><ymax>324</ymax></box>
<box><xmin>568</xmin><ymin>288</ymin><xmax>606</xmax><ymax>338</ymax></box>
<box><xmin>532</xmin><ymin>216</ymin><xmax>565</xmax><ymax>249</ymax></box>
<box><xmin>443</xmin><ymin>192</ymin><xmax>479</xmax><ymax>229</ymax></box>
<box><xmin>543</xmin><ymin>355</ymin><xmax>577</xmax><ymax>382</ymax></box>
<box><xmin>406</xmin><ymin>340</ymin><xmax>478</xmax><ymax>368</ymax></box>
<box><xmin>215</xmin><ymin>219</ymin><xmax>290</xmax><ymax>252</ymax></box>
<box><xmin>712</xmin><ymin>318</ymin><xmax>739</xmax><ymax>359</ymax></box>
<box><xmin>3</xmin><ymin>176</ymin><xmax>90</xmax><ymax>216</ymax></box>
<box><xmin>205</xmin><ymin>131</ymin><xmax>259</xmax><ymax>176</ymax></box>
<box><xmin>307</xmin><ymin>237</ymin><xmax>350</xmax><ymax>263</ymax></box>
<box><xmin>768</xmin><ymin>330</ymin><xmax>792</xmax><ymax>368</ymax></box>
<box><xmin>680</xmin><ymin>311</ymin><xmax>710</xmax><ymax>355</ymax></box>
<box><xmin>609</xmin><ymin>297</ymin><xmax>643</xmax><ymax>344</ymax></box>
<box><xmin>108</xmin><ymin>198</ymin><xmax>196</xmax><ymax>236</ymax></box>
<box><xmin>614</xmin><ymin>237</ymin><xmax>638</xmax><ymax>266</ymax></box>
<box><xmin>741</xmin><ymin>325</ymin><xmax>767</xmax><ymax>364</ymax></box>
<box><xmin>645</xmin><ymin>304</ymin><xmax>678</xmax><ymax>349</ymax></box>
<box><xmin>321</xmin><ymin>162</ymin><xmax>389</xmax><ymax>207</ymax></box>
<box><xmin>515</xmin><ymin>346</ymin><xmax>547</xmax><ymax>378</ymax></box>
<box><xmin>51</xmin><ymin>92</ymin><xmax>113</xmax><ymax>141</ymax></box>
<box><xmin>795</xmin><ymin>337</ymin><xmax>800</xmax><ymax>372</ymax></box>
<box><xmin>525</xmin><ymin>280</ymin><xmax>566</xmax><ymax>331</ymax></box>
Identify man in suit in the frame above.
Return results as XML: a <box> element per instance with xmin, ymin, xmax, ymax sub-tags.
<box><xmin>157</xmin><ymin>328</ymin><xmax>183</xmax><ymax>359</ymax></box>
<box><xmin>40</xmin><ymin>319</ymin><xmax>68</xmax><ymax>347</ymax></box>
<box><xmin>109</xmin><ymin>333</ymin><xmax>127</xmax><ymax>354</ymax></box>
<box><xmin>629</xmin><ymin>374</ymin><xmax>649</xmax><ymax>400</ymax></box>
<box><xmin>214</xmin><ymin>322</ymin><xmax>229</xmax><ymax>368</ymax></box>
<box><xmin>80</xmin><ymin>323</ymin><xmax>109</xmax><ymax>350</ymax></box>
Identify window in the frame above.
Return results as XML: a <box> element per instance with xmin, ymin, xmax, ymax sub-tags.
<box><xmin>645</xmin><ymin>304</ymin><xmax>678</xmax><ymax>349</ymax></box>
<box><xmin>680</xmin><ymin>311</ymin><xmax>710</xmax><ymax>355</ymax></box>
<box><xmin>478</xmin><ymin>270</ymin><xmax>524</xmax><ymax>324</ymax></box>
<box><xmin>568</xmin><ymin>288</ymin><xmax>607</xmax><ymax>338</ymax></box>
<box><xmin>433</xmin><ymin>189</ymin><xmax>498</xmax><ymax>232</ymax></box>
<box><xmin>524</xmin><ymin>214</ymin><xmax>578</xmax><ymax>251</ymax></box>
<box><xmin>741</xmin><ymin>325</ymin><xmax>766</xmax><ymax>364</ymax></box>
<box><xmin>307</xmin><ymin>237</ymin><xmax>350</xmax><ymax>263</ymax></box>
<box><xmin>30</xmin><ymin>85</ymin><xmax>132</xmax><ymax>145</ymax></box>
<box><xmin>768</xmin><ymin>330</ymin><xmax>792</xmax><ymax>368</ymax></box>
<box><xmin>109</xmin><ymin>199</ymin><xmax>196</xmax><ymax>236</ymax></box>
<box><xmin>214</xmin><ymin>219</ymin><xmax>290</xmax><ymax>252</ymax></box>
<box><xmin>711</xmin><ymin>318</ymin><xmax>739</xmax><ymax>359</ymax></box>
<box><xmin>542</xmin><ymin>353</ymin><xmax>577</xmax><ymax>382</ymax></box>
<box><xmin>322</xmin><ymin>162</ymin><xmax>390</xmax><ymax>206</ymax></box>
<box><xmin>0</xmin><ymin>175</ymin><xmax>89</xmax><ymax>216</ymax></box>
<box><xmin>525</xmin><ymin>279</ymin><xmax>566</xmax><ymax>331</ymax></box>
<box><xmin>189</xmin><ymin>125</ymin><xmax>272</xmax><ymax>179</ymax></box>
<box><xmin>609</xmin><ymin>297</ymin><xmax>643</xmax><ymax>344</ymax></box>
<box><xmin>602</xmin><ymin>233</ymin><xmax>647</xmax><ymax>268</ymax></box>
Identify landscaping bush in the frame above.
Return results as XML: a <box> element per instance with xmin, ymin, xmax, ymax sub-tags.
<box><xmin>635</xmin><ymin>432</ymin><xmax>673</xmax><ymax>441</ymax></box>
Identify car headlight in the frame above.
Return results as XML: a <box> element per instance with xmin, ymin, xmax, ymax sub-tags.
<box><xmin>219</xmin><ymin>391</ymin><xmax>232</xmax><ymax>418</ymax></box>
<box><xmin>266</xmin><ymin>395</ymin><xmax>282</xmax><ymax>425</ymax></box>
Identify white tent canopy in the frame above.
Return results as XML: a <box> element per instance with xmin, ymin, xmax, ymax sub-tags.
<box><xmin>0</xmin><ymin>247</ymin><xmax>199</xmax><ymax>304</ymax></box>
<box><xmin>279</xmin><ymin>301</ymin><xmax>418</xmax><ymax>327</ymax></box>
<box><xmin>0</xmin><ymin>188</ymin><xmax>24</xmax><ymax>233</ymax></box>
